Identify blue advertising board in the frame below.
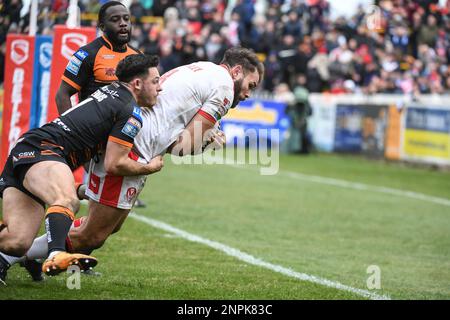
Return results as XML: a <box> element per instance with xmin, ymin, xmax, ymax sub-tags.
<box><xmin>30</xmin><ymin>35</ymin><xmax>52</xmax><ymax>128</ymax></box>
<box><xmin>334</xmin><ymin>105</ymin><xmax>363</xmax><ymax>152</ymax></box>
<box><xmin>221</xmin><ymin>99</ymin><xmax>290</xmax><ymax>147</ymax></box>
<box><xmin>406</xmin><ymin>107</ymin><xmax>450</xmax><ymax>133</ymax></box>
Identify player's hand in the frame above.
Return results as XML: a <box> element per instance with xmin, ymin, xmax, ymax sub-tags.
<box><xmin>203</xmin><ymin>129</ymin><xmax>226</xmax><ymax>151</ymax></box>
<box><xmin>146</xmin><ymin>155</ymin><xmax>164</xmax><ymax>174</ymax></box>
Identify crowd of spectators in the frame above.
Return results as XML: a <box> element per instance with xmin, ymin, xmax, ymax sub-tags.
<box><xmin>1</xmin><ymin>0</ymin><xmax>450</xmax><ymax>97</ymax></box>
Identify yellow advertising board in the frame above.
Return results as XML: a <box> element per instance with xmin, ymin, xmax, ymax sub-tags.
<box><xmin>402</xmin><ymin>106</ymin><xmax>450</xmax><ymax>164</ymax></box>
<box><xmin>404</xmin><ymin>130</ymin><xmax>450</xmax><ymax>159</ymax></box>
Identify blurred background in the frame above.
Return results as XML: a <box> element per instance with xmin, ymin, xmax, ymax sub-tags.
<box><xmin>0</xmin><ymin>0</ymin><xmax>449</xmax><ymax>167</ymax></box>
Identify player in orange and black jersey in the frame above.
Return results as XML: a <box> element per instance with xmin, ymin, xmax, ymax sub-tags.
<box><xmin>0</xmin><ymin>54</ymin><xmax>163</xmax><ymax>284</ymax></box>
<box><xmin>56</xmin><ymin>1</ymin><xmax>141</xmax><ymax>114</ymax></box>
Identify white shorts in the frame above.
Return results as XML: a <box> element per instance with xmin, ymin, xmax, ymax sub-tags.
<box><xmin>85</xmin><ymin>151</ymin><xmax>147</xmax><ymax>210</ymax></box>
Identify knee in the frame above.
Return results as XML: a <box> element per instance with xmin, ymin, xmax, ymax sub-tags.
<box><xmin>52</xmin><ymin>196</ymin><xmax>80</xmax><ymax>215</ymax></box>
<box><xmin>67</xmin><ymin>197</ymin><xmax>80</xmax><ymax>214</ymax></box>
<box><xmin>0</xmin><ymin>237</ymin><xmax>32</xmax><ymax>257</ymax></box>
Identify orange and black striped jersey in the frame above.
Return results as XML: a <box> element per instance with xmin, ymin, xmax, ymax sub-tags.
<box><xmin>22</xmin><ymin>82</ymin><xmax>143</xmax><ymax>170</ymax></box>
<box><xmin>62</xmin><ymin>35</ymin><xmax>141</xmax><ymax>101</ymax></box>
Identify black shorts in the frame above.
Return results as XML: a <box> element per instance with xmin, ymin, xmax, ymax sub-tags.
<box><xmin>0</xmin><ymin>135</ymin><xmax>68</xmax><ymax>207</ymax></box>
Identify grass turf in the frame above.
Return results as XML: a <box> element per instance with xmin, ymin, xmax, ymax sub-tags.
<box><xmin>1</xmin><ymin>152</ymin><xmax>449</xmax><ymax>299</ymax></box>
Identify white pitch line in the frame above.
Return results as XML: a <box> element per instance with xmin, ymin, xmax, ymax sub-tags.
<box><xmin>230</xmin><ymin>164</ymin><xmax>450</xmax><ymax>208</ymax></box>
<box><xmin>129</xmin><ymin>212</ymin><xmax>391</xmax><ymax>300</ymax></box>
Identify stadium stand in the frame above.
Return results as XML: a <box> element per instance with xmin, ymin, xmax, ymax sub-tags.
<box><xmin>1</xmin><ymin>0</ymin><xmax>449</xmax><ymax>97</ymax></box>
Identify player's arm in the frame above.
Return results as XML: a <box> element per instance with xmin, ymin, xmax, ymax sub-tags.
<box><xmin>104</xmin><ymin>139</ymin><xmax>163</xmax><ymax>176</ymax></box>
<box><xmin>105</xmin><ymin>106</ymin><xmax>163</xmax><ymax>176</ymax></box>
<box><xmin>167</xmin><ymin>111</ymin><xmax>225</xmax><ymax>156</ymax></box>
<box><xmin>55</xmin><ymin>81</ymin><xmax>78</xmax><ymax>115</ymax></box>
<box><xmin>168</xmin><ymin>86</ymin><xmax>232</xmax><ymax>156</ymax></box>
<box><xmin>56</xmin><ymin>49</ymin><xmax>92</xmax><ymax>114</ymax></box>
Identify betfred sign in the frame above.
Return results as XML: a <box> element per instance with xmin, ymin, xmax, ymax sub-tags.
<box><xmin>1</xmin><ymin>34</ymin><xmax>35</xmax><ymax>167</ymax></box>
<box><xmin>11</xmin><ymin>39</ymin><xmax>30</xmax><ymax>65</ymax></box>
<box><xmin>61</xmin><ymin>33</ymin><xmax>89</xmax><ymax>60</ymax></box>
<box><xmin>47</xmin><ymin>25</ymin><xmax>96</xmax><ymax>122</ymax></box>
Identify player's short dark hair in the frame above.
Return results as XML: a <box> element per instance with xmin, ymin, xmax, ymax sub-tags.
<box><xmin>98</xmin><ymin>1</ymin><xmax>126</xmax><ymax>24</ymax></box>
<box><xmin>220</xmin><ymin>47</ymin><xmax>265</xmax><ymax>84</ymax></box>
<box><xmin>116</xmin><ymin>54</ymin><xmax>159</xmax><ymax>83</ymax></box>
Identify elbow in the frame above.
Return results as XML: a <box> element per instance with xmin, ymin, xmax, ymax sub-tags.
<box><xmin>55</xmin><ymin>92</ymin><xmax>62</xmax><ymax>109</ymax></box>
<box><xmin>105</xmin><ymin>168</ymin><xmax>118</xmax><ymax>176</ymax></box>
<box><xmin>104</xmin><ymin>158</ymin><xmax>121</xmax><ymax>176</ymax></box>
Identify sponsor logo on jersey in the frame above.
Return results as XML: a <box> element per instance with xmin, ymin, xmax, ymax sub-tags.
<box><xmin>74</xmin><ymin>49</ymin><xmax>88</xmax><ymax>61</ymax></box>
<box><xmin>66</xmin><ymin>55</ymin><xmax>82</xmax><ymax>75</ymax></box>
<box><xmin>101</xmin><ymin>86</ymin><xmax>120</xmax><ymax>99</ymax></box>
<box><xmin>102</xmin><ymin>54</ymin><xmax>115</xmax><ymax>60</ymax></box>
<box><xmin>121</xmin><ymin>117</ymin><xmax>142</xmax><ymax>139</ymax></box>
<box><xmin>105</xmin><ymin>67</ymin><xmax>116</xmax><ymax>76</ymax></box>
<box><xmin>91</xmin><ymin>90</ymin><xmax>108</xmax><ymax>102</ymax></box>
<box><xmin>126</xmin><ymin>187</ymin><xmax>137</xmax><ymax>203</ymax></box>
<box><xmin>127</xmin><ymin>117</ymin><xmax>141</xmax><ymax>128</ymax></box>
<box><xmin>52</xmin><ymin>118</ymin><xmax>71</xmax><ymax>131</ymax></box>
<box><xmin>132</xmin><ymin>106</ymin><xmax>142</xmax><ymax>121</ymax></box>
<box><xmin>17</xmin><ymin>151</ymin><xmax>35</xmax><ymax>159</ymax></box>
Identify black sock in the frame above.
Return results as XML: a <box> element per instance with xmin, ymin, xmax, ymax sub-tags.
<box><xmin>45</xmin><ymin>213</ymin><xmax>73</xmax><ymax>255</ymax></box>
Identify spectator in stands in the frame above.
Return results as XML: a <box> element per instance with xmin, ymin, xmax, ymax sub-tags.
<box><xmin>1</xmin><ymin>0</ymin><xmax>450</xmax><ymax>95</ymax></box>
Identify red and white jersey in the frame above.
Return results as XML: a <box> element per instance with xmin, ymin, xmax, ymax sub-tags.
<box><xmin>86</xmin><ymin>62</ymin><xmax>234</xmax><ymax>209</ymax></box>
<box><xmin>134</xmin><ymin>61</ymin><xmax>234</xmax><ymax>162</ymax></box>
<box><xmin>86</xmin><ymin>150</ymin><xmax>147</xmax><ymax>209</ymax></box>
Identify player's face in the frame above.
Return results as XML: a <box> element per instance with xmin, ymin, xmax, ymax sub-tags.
<box><xmin>138</xmin><ymin>67</ymin><xmax>162</xmax><ymax>108</ymax></box>
<box><xmin>102</xmin><ymin>5</ymin><xmax>132</xmax><ymax>46</ymax></box>
<box><xmin>232</xmin><ymin>68</ymin><xmax>259</xmax><ymax>108</ymax></box>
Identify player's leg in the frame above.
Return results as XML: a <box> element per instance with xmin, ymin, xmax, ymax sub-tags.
<box><xmin>68</xmin><ymin>201</ymin><xmax>130</xmax><ymax>254</ymax></box>
<box><xmin>0</xmin><ymin>187</ymin><xmax>45</xmax><ymax>284</ymax></box>
<box><xmin>0</xmin><ymin>188</ymin><xmax>44</xmax><ymax>256</ymax></box>
<box><xmin>23</xmin><ymin>160</ymin><xmax>97</xmax><ymax>275</ymax></box>
<box><xmin>70</xmin><ymin>154</ymin><xmax>145</xmax><ymax>254</ymax></box>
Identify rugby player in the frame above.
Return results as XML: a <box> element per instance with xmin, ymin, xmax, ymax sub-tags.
<box><xmin>0</xmin><ymin>54</ymin><xmax>163</xmax><ymax>285</ymax></box>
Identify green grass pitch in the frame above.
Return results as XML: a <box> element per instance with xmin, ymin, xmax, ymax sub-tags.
<box><xmin>1</xmin><ymin>152</ymin><xmax>449</xmax><ymax>299</ymax></box>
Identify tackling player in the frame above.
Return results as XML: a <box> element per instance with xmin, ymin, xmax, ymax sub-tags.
<box><xmin>0</xmin><ymin>54</ymin><xmax>163</xmax><ymax>285</ymax></box>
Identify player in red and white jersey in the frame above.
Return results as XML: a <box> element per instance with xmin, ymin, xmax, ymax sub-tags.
<box><xmin>84</xmin><ymin>59</ymin><xmax>239</xmax><ymax>210</ymax></box>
